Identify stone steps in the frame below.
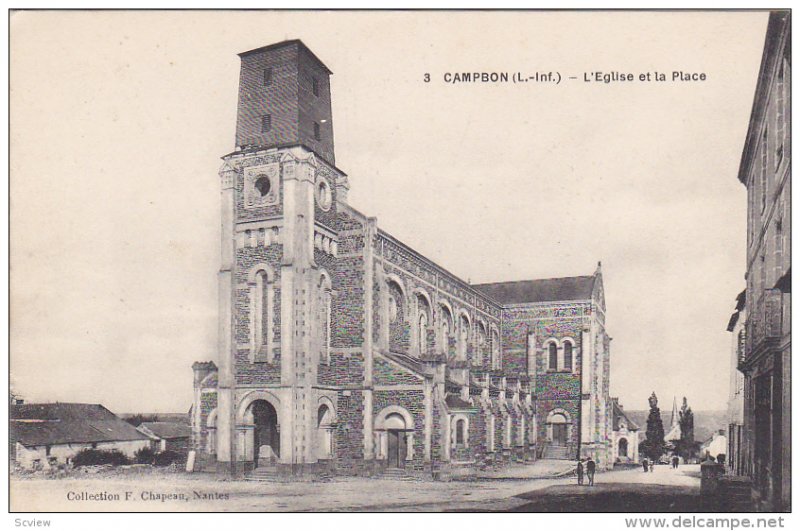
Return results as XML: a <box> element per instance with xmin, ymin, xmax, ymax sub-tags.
<box><xmin>246</xmin><ymin>467</ymin><xmax>280</xmax><ymax>482</ymax></box>
<box><xmin>543</xmin><ymin>445</ymin><xmax>570</xmax><ymax>460</ymax></box>
<box><xmin>377</xmin><ymin>467</ymin><xmax>417</xmax><ymax>481</ymax></box>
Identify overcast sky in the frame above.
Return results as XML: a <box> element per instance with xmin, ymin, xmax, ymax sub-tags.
<box><xmin>10</xmin><ymin>10</ymin><xmax>768</xmax><ymax>414</ymax></box>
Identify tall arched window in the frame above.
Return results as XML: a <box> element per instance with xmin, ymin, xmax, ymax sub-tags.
<box><xmin>491</xmin><ymin>329</ymin><xmax>500</xmax><ymax>370</ymax></box>
<box><xmin>563</xmin><ymin>342</ymin><xmax>573</xmax><ymax>371</ymax></box>
<box><xmin>455</xmin><ymin>419</ymin><xmax>465</xmax><ymax>445</ymax></box>
<box><xmin>386</xmin><ymin>280</ymin><xmax>405</xmax><ymax>353</ymax></box>
<box><xmin>476</xmin><ymin>323</ymin><xmax>487</xmax><ymax>366</ymax></box>
<box><xmin>439</xmin><ymin>306</ymin><xmax>453</xmax><ymax>355</ymax></box>
<box><xmin>416</xmin><ymin>294</ymin><xmax>430</xmax><ymax>357</ymax></box>
<box><xmin>458</xmin><ymin>314</ymin><xmax>470</xmax><ymax>360</ymax></box>
<box><xmin>252</xmin><ymin>269</ymin><xmax>273</xmax><ymax>363</ymax></box>
<box><xmin>548</xmin><ymin>343</ymin><xmax>558</xmax><ymax>371</ymax></box>
<box><xmin>319</xmin><ymin>274</ymin><xmax>332</xmax><ymax>364</ymax></box>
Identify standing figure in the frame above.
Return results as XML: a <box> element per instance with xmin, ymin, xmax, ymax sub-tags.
<box><xmin>649</xmin><ymin>460</ymin><xmax>654</xmax><ymax>472</ymax></box>
<box><xmin>576</xmin><ymin>459</ymin><xmax>584</xmax><ymax>485</ymax></box>
<box><xmin>642</xmin><ymin>458</ymin><xmax>649</xmax><ymax>473</ymax></box>
<box><xmin>586</xmin><ymin>457</ymin><xmax>596</xmax><ymax>486</ymax></box>
<box><xmin>672</xmin><ymin>455</ymin><xmax>679</xmax><ymax>469</ymax></box>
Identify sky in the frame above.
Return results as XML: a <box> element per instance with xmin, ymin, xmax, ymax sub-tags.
<box><xmin>10</xmin><ymin>10</ymin><xmax>768</xmax><ymax>413</ymax></box>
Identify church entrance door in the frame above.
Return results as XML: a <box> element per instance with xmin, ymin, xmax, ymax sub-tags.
<box><xmin>552</xmin><ymin>424</ymin><xmax>567</xmax><ymax>446</ymax></box>
<box><xmin>383</xmin><ymin>412</ymin><xmax>408</xmax><ymax>468</ymax></box>
<box><xmin>251</xmin><ymin>399</ymin><xmax>280</xmax><ymax>465</ymax></box>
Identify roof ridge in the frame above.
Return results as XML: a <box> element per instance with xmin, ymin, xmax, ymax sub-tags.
<box><xmin>474</xmin><ymin>274</ymin><xmax>594</xmax><ymax>286</ymax></box>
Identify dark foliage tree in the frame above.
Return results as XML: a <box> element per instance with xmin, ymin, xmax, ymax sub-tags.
<box><xmin>124</xmin><ymin>413</ymin><xmax>159</xmax><ymax>427</ymax></box>
<box><xmin>641</xmin><ymin>392</ymin><xmax>666</xmax><ymax>462</ymax></box>
<box><xmin>675</xmin><ymin>397</ymin><xmax>699</xmax><ymax>461</ymax></box>
<box><xmin>73</xmin><ymin>449</ymin><xmax>130</xmax><ymax>467</ymax></box>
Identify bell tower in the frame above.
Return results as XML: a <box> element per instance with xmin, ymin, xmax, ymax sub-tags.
<box><xmin>212</xmin><ymin>39</ymin><xmax>344</xmax><ymax>475</ymax></box>
<box><xmin>235</xmin><ymin>40</ymin><xmax>335</xmax><ymax>165</ymax></box>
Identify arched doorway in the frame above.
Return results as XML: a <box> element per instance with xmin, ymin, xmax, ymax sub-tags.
<box><xmin>385</xmin><ymin>413</ymin><xmax>407</xmax><ymax>468</ymax></box>
<box><xmin>317</xmin><ymin>404</ymin><xmax>334</xmax><ymax>459</ymax></box>
<box><xmin>251</xmin><ymin>400</ymin><xmax>279</xmax><ymax>465</ymax></box>
<box><xmin>619</xmin><ymin>438</ymin><xmax>629</xmax><ymax>458</ymax></box>
<box><xmin>549</xmin><ymin>413</ymin><xmax>568</xmax><ymax>446</ymax></box>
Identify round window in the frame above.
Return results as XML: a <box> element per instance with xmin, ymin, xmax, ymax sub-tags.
<box><xmin>316</xmin><ymin>178</ymin><xmax>332</xmax><ymax>210</ymax></box>
<box><xmin>254</xmin><ymin>175</ymin><xmax>271</xmax><ymax>197</ymax></box>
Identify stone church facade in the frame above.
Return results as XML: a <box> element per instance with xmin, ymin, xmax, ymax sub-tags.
<box><xmin>190</xmin><ymin>40</ymin><xmax>613</xmax><ymax>477</ymax></box>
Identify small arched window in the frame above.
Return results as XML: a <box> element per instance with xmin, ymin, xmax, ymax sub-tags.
<box><xmin>563</xmin><ymin>342</ymin><xmax>573</xmax><ymax>371</ymax></box>
<box><xmin>455</xmin><ymin>419</ymin><xmax>465</xmax><ymax>445</ymax></box>
<box><xmin>548</xmin><ymin>343</ymin><xmax>558</xmax><ymax>371</ymax></box>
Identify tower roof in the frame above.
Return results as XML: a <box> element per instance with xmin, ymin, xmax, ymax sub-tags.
<box><xmin>238</xmin><ymin>39</ymin><xmax>333</xmax><ymax>74</ymax></box>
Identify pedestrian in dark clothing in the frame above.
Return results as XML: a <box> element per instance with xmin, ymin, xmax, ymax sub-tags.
<box><xmin>576</xmin><ymin>459</ymin><xmax>584</xmax><ymax>485</ymax></box>
<box><xmin>586</xmin><ymin>457</ymin><xmax>596</xmax><ymax>486</ymax></box>
<box><xmin>642</xmin><ymin>458</ymin><xmax>649</xmax><ymax>473</ymax></box>
<box><xmin>672</xmin><ymin>456</ymin><xmax>679</xmax><ymax>469</ymax></box>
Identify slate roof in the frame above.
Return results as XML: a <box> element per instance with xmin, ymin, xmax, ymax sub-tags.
<box><xmin>10</xmin><ymin>403</ymin><xmax>149</xmax><ymax>447</ymax></box>
<box><xmin>138</xmin><ymin>421</ymin><xmax>192</xmax><ymax>440</ymax></box>
<box><xmin>382</xmin><ymin>351</ymin><xmax>427</xmax><ymax>375</ymax></box>
<box><xmin>474</xmin><ymin>275</ymin><xmax>596</xmax><ymax>305</ymax></box>
<box><xmin>612</xmin><ymin>400</ymin><xmax>639</xmax><ymax>432</ymax></box>
<box><xmin>445</xmin><ymin>395</ymin><xmax>475</xmax><ymax>410</ymax></box>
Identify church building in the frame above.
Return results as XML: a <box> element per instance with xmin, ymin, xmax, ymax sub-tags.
<box><xmin>189</xmin><ymin>40</ymin><xmax>613</xmax><ymax>477</ymax></box>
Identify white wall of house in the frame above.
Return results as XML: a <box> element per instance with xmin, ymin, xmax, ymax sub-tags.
<box><xmin>702</xmin><ymin>433</ymin><xmax>728</xmax><ymax>459</ymax></box>
<box><xmin>14</xmin><ymin>440</ymin><xmax>150</xmax><ymax>469</ymax></box>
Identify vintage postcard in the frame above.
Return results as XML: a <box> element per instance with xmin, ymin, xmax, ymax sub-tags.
<box><xmin>8</xmin><ymin>8</ymin><xmax>792</xmax><ymax>519</ymax></box>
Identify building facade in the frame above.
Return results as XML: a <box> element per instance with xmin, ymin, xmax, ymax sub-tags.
<box><xmin>735</xmin><ymin>11</ymin><xmax>791</xmax><ymax>512</ymax></box>
<box><xmin>190</xmin><ymin>40</ymin><xmax>613</xmax><ymax>477</ymax></box>
<box><xmin>726</xmin><ymin>290</ymin><xmax>747</xmax><ymax>476</ymax></box>
<box><xmin>610</xmin><ymin>398</ymin><xmax>639</xmax><ymax>464</ymax></box>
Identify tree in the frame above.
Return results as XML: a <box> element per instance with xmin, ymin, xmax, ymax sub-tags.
<box><xmin>641</xmin><ymin>392</ymin><xmax>666</xmax><ymax>462</ymax></box>
<box><xmin>675</xmin><ymin>397</ymin><xmax>699</xmax><ymax>461</ymax></box>
<box><xmin>124</xmin><ymin>413</ymin><xmax>159</xmax><ymax>427</ymax></box>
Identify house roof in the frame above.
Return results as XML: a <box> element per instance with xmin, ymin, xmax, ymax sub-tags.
<box><xmin>612</xmin><ymin>400</ymin><xmax>639</xmax><ymax>432</ymax></box>
<box><xmin>10</xmin><ymin>403</ymin><xmax>149</xmax><ymax>447</ymax></box>
<box><xmin>473</xmin><ymin>275</ymin><xmax>596</xmax><ymax>305</ymax></box>
<box><xmin>138</xmin><ymin>422</ymin><xmax>192</xmax><ymax>440</ymax></box>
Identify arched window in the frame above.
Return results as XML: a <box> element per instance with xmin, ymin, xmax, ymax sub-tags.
<box><xmin>491</xmin><ymin>329</ymin><xmax>501</xmax><ymax>370</ymax></box>
<box><xmin>548</xmin><ymin>343</ymin><xmax>558</xmax><ymax>371</ymax></box>
<box><xmin>488</xmin><ymin>415</ymin><xmax>495</xmax><ymax>452</ymax></box>
<box><xmin>252</xmin><ymin>268</ymin><xmax>274</xmax><ymax>363</ymax></box>
<box><xmin>415</xmin><ymin>294</ymin><xmax>430</xmax><ymax>357</ymax></box>
<box><xmin>476</xmin><ymin>323</ymin><xmax>487</xmax><ymax>366</ymax></box>
<box><xmin>386</xmin><ymin>280</ymin><xmax>405</xmax><ymax>353</ymax></box>
<box><xmin>418</xmin><ymin>313</ymin><xmax>428</xmax><ymax>356</ymax></box>
<box><xmin>319</xmin><ymin>274</ymin><xmax>332</xmax><ymax>364</ymax></box>
<box><xmin>439</xmin><ymin>306</ymin><xmax>453</xmax><ymax>355</ymax></box>
<box><xmin>455</xmin><ymin>419</ymin><xmax>465</xmax><ymax>445</ymax></box>
<box><xmin>458</xmin><ymin>314</ymin><xmax>470</xmax><ymax>360</ymax></box>
<box><xmin>563</xmin><ymin>341</ymin><xmax>573</xmax><ymax>371</ymax></box>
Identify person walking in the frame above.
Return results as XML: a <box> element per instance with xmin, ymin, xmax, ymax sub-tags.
<box><xmin>642</xmin><ymin>458</ymin><xmax>649</xmax><ymax>473</ymax></box>
<box><xmin>586</xmin><ymin>457</ymin><xmax>596</xmax><ymax>486</ymax></box>
<box><xmin>576</xmin><ymin>458</ymin><xmax>584</xmax><ymax>486</ymax></box>
<box><xmin>649</xmin><ymin>459</ymin><xmax>654</xmax><ymax>472</ymax></box>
